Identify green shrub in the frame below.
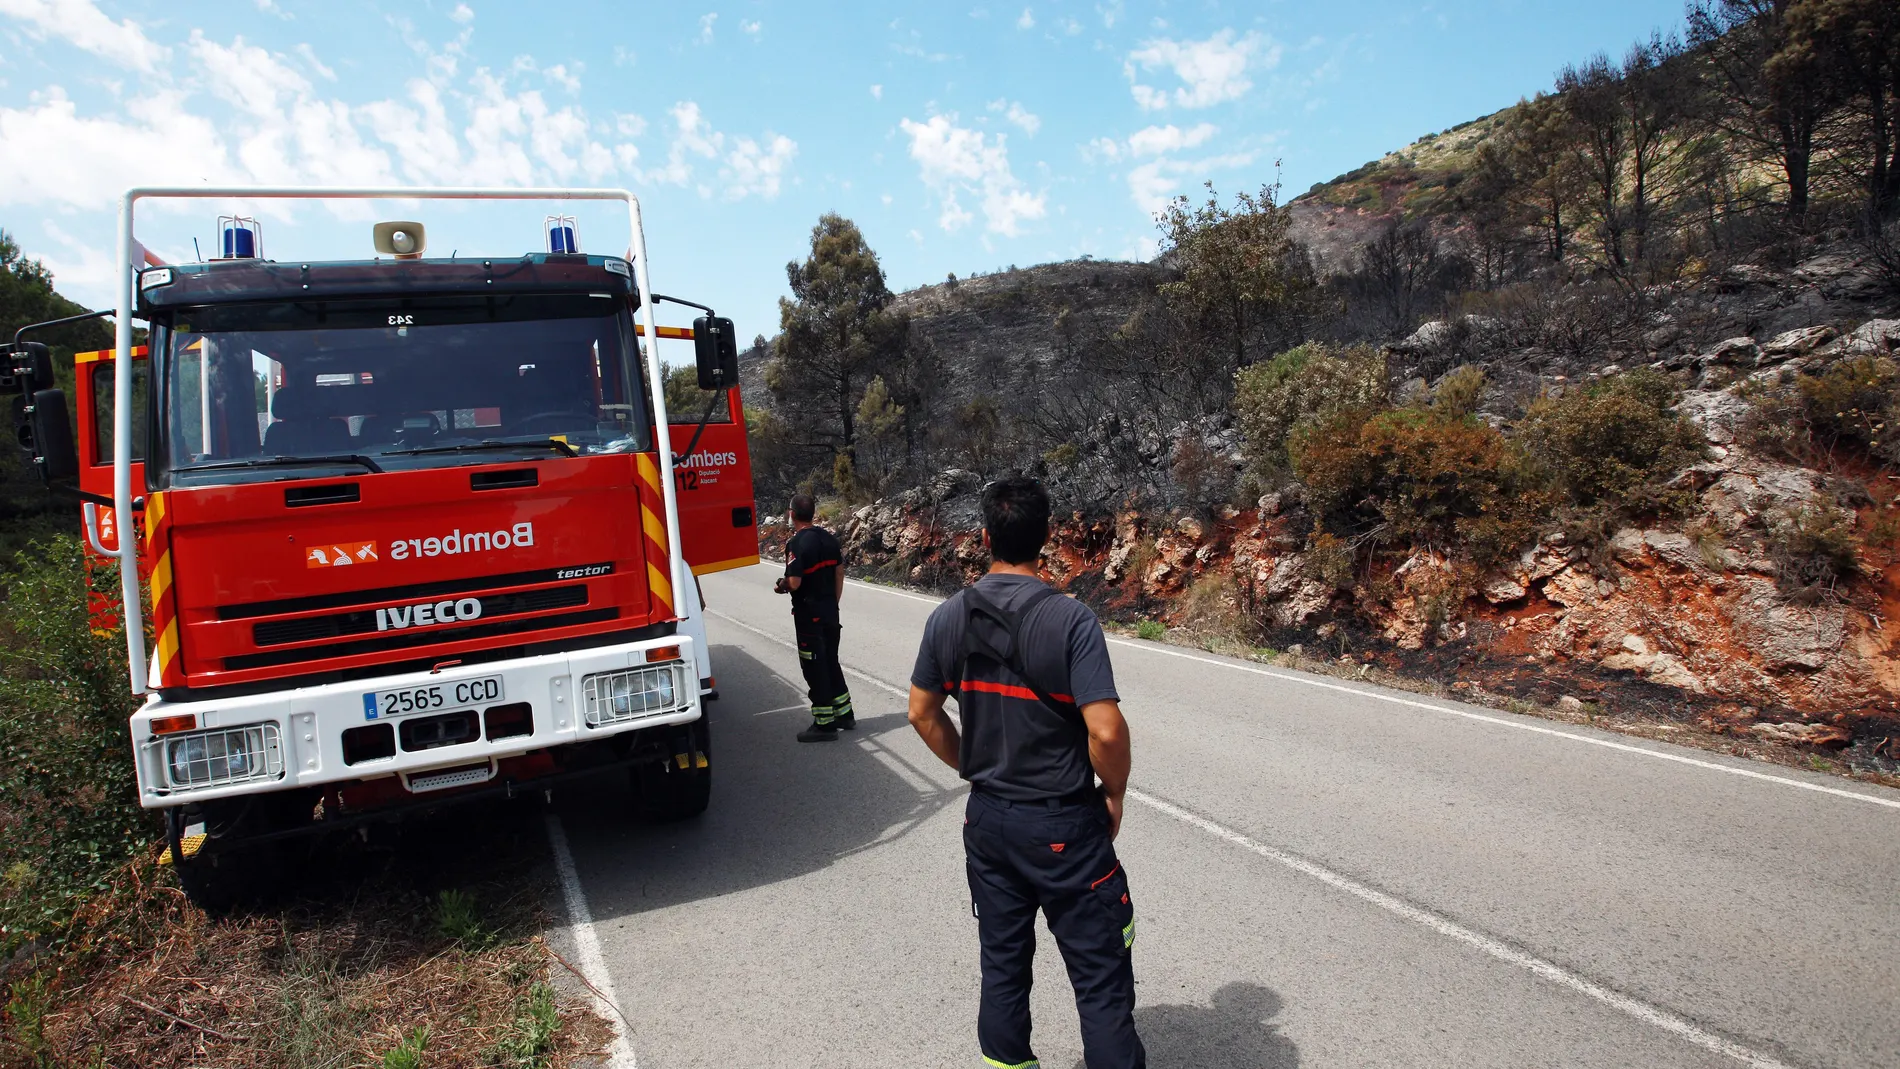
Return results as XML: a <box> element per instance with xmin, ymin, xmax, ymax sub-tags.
<box><xmin>1292</xmin><ymin>407</ymin><xmax>1544</xmax><ymax>564</ymax></box>
<box><xmin>1796</xmin><ymin>355</ymin><xmax>1900</xmax><ymax>461</ymax></box>
<box><xmin>1515</xmin><ymin>369</ymin><xmax>1706</xmax><ymax>509</ymax></box>
<box><xmin>382</xmin><ymin>1026</ymin><xmax>430</xmax><ymax>1069</ymax></box>
<box><xmin>435</xmin><ymin>888</ymin><xmax>499</xmax><ymax>950</ymax></box>
<box><xmin>0</xmin><ymin>537</ymin><xmax>148</xmax><ymax>952</ymax></box>
<box><xmin>1135</xmin><ymin>620</ymin><xmax>1166</xmax><ymax>641</ymax></box>
<box><xmin>1766</xmin><ymin>495</ymin><xmax>1861</xmax><ymax>600</ymax></box>
<box><xmin>1233</xmin><ymin>342</ymin><xmax>1387</xmax><ymax>481</ymax></box>
<box><xmin>1430</xmin><ymin>365</ymin><xmax>1486</xmax><ymax>417</ymax></box>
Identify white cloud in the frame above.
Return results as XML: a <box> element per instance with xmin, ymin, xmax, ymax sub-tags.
<box><xmin>1015</xmin><ymin>7</ymin><xmax>1033</xmax><ymax>29</ymax></box>
<box><xmin>988</xmin><ymin>99</ymin><xmax>1040</xmax><ymax>136</ymax></box>
<box><xmin>543</xmin><ymin>63</ymin><xmax>582</xmax><ymax>94</ymax></box>
<box><xmin>724</xmin><ymin>133</ymin><xmax>796</xmax><ymax>198</ymax></box>
<box><xmin>1126</xmin><ymin>150</ymin><xmax>1254</xmax><ymax>215</ymax></box>
<box><xmin>698</xmin><ymin>12</ymin><xmax>717</xmax><ymax>43</ymax></box>
<box><xmin>1126</xmin><ymin>122</ymin><xmax>1216</xmax><ymax>157</ymax></box>
<box><xmin>740</xmin><ymin>18</ymin><xmax>761</xmax><ymax>37</ymax></box>
<box><xmin>613</xmin><ymin>45</ymin><xmax>636</xmax><ymax>67</ymax></box>
<box><xmin>1059</xmin><ymin>17</ymin><xmax>1081</xmax><ymax>35</ymax></box>
<box><xmin>1124</xmin><ymin>29</ymin><xmax>1277</xmax><ymax>110</ymax></box>
<box><xmin>450</xmin><ymin>3</ymin><xmax>475</xmax><ymax>23</ymax></box>
<box><xmin>881</xmin><ymin>193</ymin><xmax>893</xmax><ymax>205</ymax></box>
<box><xmin>1084</xmin><ymin>136</ymin><xmax>1120</xmax><ymax>163</ymax></box>
<box><xmin>296</xmin><ymin>43</ymin><xmax>337</xmax><ymax>80</ymax></box>
<box><xmin>643</xmin><ymin>101</ymin><xmax>795</xmax><ymax>200</ymax></box>
<box><xmin>0</xmin><ymin>0</ymin><xmax>169</xmax><ymax>71</ymax></box>
<box><xmin>899</xmin><ymin>114</ymin><xmax>1045</xmax><ymax>236</ymax></box>
<box><xmin>870</xmin><ymin>84</ymin><xmax>883</xmax><ymax>101</ymax></box>
<box><xmin>1097</xmin><ymin>1</ymin><xmax>1122</xmax><ymax>29</ymax></box>
<box><xmin>255</xmin><ymin>0</ymin><xmax>290</xmax><ymax>19</ymax></box>
<box><xmin>0</xmin><ymin>88</ymin><xmax>239</xmax><ymax>212</ymax></box>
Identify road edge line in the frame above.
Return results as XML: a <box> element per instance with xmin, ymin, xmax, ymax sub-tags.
<box><xmin>710</xmin><ymin>605</ymin><xmax>1798</xmax><ymax>1068</ymax></box>
<box><xmin>1125</xmin><ymin>786</ymin><xmax>1796</xmax><ymax>1069</ymax></box>
<box><xmin>836</xmin><ymin>577</ymin><xmax>1900</xmax><ymax>812</ymax></box>
<box><xmin>544</xmin><ymin>812</ymin><xmax>640</xmax><ymax>1068</ymax></box>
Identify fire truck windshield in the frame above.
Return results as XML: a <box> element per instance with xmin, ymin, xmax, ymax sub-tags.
<box><xmin>152</xmin><ymin>292</ymin><xmax>648</xmax><ymax>486</ymax></box>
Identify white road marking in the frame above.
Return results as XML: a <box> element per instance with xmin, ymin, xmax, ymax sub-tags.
<box><xmin>709</xmin><ymin>604</ymin><xmax>1807</xmax><ymax>1069</ymax></box>
<box><xmin>1127</xmin><ymin>787</ymin><xmax>1797</xmax><ymax>1069</ymax></box>
<box><xmin>840</xmin><ymin>578</ymin><xmax>1900</xmax><ymax>812</ymax></box>
<box><xmin>544</xmin><ymin>813</ymin><xmax>640</xmax><ymax>1068</ymax></box>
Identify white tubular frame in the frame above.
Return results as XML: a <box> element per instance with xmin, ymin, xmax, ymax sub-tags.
<box><xmin>114</xmin><ymin>186</ymin><xmax>686</xmax><ymax>695</ymax></box>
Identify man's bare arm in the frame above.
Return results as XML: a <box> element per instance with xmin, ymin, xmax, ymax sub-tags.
<box><xmin>835</xmin><ymin>565</ymin><xmax>845</xmax><ymax>602</ymax></box>
<box><xmin>907</xmin><ymin>685</ymin><xmax>961</xmax><ymax>770</ymax></box>
<box><xmin>1080</xmin><ymin>699</ymin><xmax>1132</xmax><ymax>839</ymax></box>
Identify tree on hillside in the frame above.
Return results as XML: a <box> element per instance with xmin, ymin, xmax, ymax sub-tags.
<box><xmin>1619</xmin><ymin>33</ymin><xmax>1693</xmax><ymax>263</ymax></box>
<box><xmin>1560</xmin><ymin>54</ymin><xmax>1632</xmax><ymax>267</ymax></box>
<box><xmin>1785</xmin><ymin>0</ymin><xmax>1900</xmax><ymax>220</ymax></box>
<box><xmin>766</xmin><ymin>214</ymin><xmax>910</xmax><ymax>489</ymax></box>
<box><xmin>1155</xmin><ymin>182</ymin><xmax>1319</xmax><ymax>374</ymax></box>
<box><xmin>1500</xmin><ymin>95</ymin><xmax>1588</xmax><ymax>263</ymax></box>
<box><xmin>1349</xmin><ymin>221</ymin><xmax>1468</xmax><ymax>336</ymax></box>
<box><xmin>1689</xmin><ymin>0</ymin><xmax>1832</xmax><ymax>219</ymax></box>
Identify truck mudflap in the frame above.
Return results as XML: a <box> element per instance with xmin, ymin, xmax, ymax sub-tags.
<box><xmin>132</xmin><ymin>633</ymin><xmax>701</xmax><ymax>809</ymax></box>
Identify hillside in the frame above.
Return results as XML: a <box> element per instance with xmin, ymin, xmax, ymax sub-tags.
<box><xmin>745</xmin><ymin>8</ymin><xmax>1900</xmax><ymax>784</ymax></box>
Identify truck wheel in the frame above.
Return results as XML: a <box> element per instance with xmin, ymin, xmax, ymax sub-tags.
<box><xmin>174</xmin><ymin>850</ymin><xmax>273</xmax><ymax>914</ymax></box>
<box><xmin>633</xmin><ymin>716</ymin><xmax>711</xmax><ymax>821</ymax></box>
<box><xmin>166</xmin><ymin>801</ymin><xmax>291</xmax><ymax>913</ymax></box>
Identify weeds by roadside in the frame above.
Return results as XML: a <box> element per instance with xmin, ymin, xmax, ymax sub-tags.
<box><xmin>0</xmin><ymin>538</ymin><xmax>611</xmax><ymax>1067</ymax></box>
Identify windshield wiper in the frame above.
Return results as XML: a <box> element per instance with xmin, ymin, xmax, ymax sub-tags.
<box><xmin>176</xmin><ymin>454</ymin><xmax>385</xmax><ymax>474</ymax></box>
<box><xmin>382</xmin><ymin>437</ymin><xmax>580</xmax><ymax>459</ymax></box>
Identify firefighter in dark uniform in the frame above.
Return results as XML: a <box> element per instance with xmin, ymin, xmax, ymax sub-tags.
<box><xmin>907</xmin><ymin>476</ymin><xmax>1145</xmax><ymax>1069</ymax></box>
<box><xmin>776</xmin><ymin>493</ymin><xmax>855</xmax><ymax>742</ymax></box>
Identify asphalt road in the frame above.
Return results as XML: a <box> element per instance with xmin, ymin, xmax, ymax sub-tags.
<box><xmin>552</xmin><ymin>562</ymin><xmax>1900</xmax><ymax>1069</ymax></box>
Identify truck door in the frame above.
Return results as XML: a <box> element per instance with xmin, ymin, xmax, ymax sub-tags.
<box><xmin>668</xmin><ymin>381</ymin><xmax>759</xmax><ymax>576</ymax></box>
<box><xmin>72</xmin><ymin>346</ymin><xmax>149</xmax><ymax>562</ymax></box>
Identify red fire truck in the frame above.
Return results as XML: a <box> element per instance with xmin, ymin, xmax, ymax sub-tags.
<box><xmin>4</xmin><ymin>187</ymin><xmax>758</xmax><ymax>906</ymax></box>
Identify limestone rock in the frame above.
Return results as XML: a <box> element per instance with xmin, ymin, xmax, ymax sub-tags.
<box><xmin>1644</xmin><ymin>652</ymin><xmax>1704</xmax><ymax>693</ymax></box>
<box><xmin>1705</xmin><ymin>337</ymin><xmax>1761</xmax><ymax>366</ymax></box>
<box><xmin>1675</xmin><ymin>389</ymin><xmax>1753</xmax><ymax>446</ymax></box>
<box><xmin>1724</xmin><ymin>577</ymin><xmax>1845</xmax><ymax>671</ymax></box>
<box><xmin>1760</xmin><ymin>325</ymin><xmax>1837</xmax><ymax>360</ymax></box>
<box><xmin>1481</xmin><ymin>575</ymin><xmax>1527</xmax><ymax>604</ymax></box>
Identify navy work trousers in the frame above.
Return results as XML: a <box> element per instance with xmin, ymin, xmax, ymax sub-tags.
<box><xmin>963</xmin><ymin>788</ymin><xmax>1144</xmax><ymax>1069</ymax></box>
<box><xmin>792</xmin><ymin>612</ymin><xmax>850</xmax><ymax>722</ymax></box>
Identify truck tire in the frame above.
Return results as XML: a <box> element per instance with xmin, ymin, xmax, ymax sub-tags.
<box><xmin>175</xmin><ymin>849</ymin><xmax>276</xmax><ymax>914</ymax></box>
<box><xmin>167</xmin><ymin>799</ymin><xmax>294</xmax><ymax>913</ymax></box>
<box><xmin>633</xmin><ymin>715</ymin><xmax>711</xmax><ymax>821</ymax></box>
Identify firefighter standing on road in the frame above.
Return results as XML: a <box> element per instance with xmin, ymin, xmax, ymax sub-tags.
<box><xmin>906</xmin><ymin>476</ymin><xmax>1146</xmax><ymax>1069</ymax></box>
<box><xmin>776</xmin><ymin>494</ymin><xmax>855</xmax><ymax>742</ymax></box>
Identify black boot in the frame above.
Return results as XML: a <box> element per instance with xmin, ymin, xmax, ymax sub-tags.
<box><xmin>833</xmin><ymin>711</ymin><xmax>856</xmax><ymax>731</ymax></box>
<box><xmin>797</xmin><ymin>719</ymin><xmax>840</xmax><ymax>742</ymax></box>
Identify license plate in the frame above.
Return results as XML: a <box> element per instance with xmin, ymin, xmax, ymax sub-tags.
<box><xmin>362</xmin><ymin>675</ymin><xmax>505</xmax><ymax>720</ymax></box>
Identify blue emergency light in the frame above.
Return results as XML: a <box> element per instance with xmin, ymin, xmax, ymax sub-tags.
<box><xmin>546</xmin><ymin>215</ymin><xmax>579</xmax><ymax>254</ymax></box>
<box><xmin>217</xmin><ymin>215</ymin><xmax>261</xmax><ymax>259</ymax></box>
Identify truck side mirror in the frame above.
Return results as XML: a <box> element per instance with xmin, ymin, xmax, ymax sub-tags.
<box><xmin>1</xmin><ymin>342</ymin><xmax>54</xmax><ymax>393</ymax></box>
<box><xmin>23</xmin><ymin>388</ymin><xmax>78</xmax><ymax>482</ymax></box>
<box><xmin>692</xmin><ymin>316</ymin><xmax>740</xmax><ymax>390</ymax></box>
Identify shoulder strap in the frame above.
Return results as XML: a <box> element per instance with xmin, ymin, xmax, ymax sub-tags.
<box><xmin>954</xmin><ymin>585</ymin><xmax>1081</xmax><ymax>725</ymax></box>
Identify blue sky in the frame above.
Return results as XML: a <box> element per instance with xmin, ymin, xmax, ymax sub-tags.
<box><xmin>1</xmin><ymin>0</ymin><xmax>1686</xmax><ymax>344</ymax></box>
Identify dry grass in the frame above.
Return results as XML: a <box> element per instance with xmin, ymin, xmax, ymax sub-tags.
<box><xmin>3</xmin><ymin>807</ymin><xmax>610</xmax><ymax>1069</ymax></box>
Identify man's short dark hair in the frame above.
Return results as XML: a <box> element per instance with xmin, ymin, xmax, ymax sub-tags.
<box><xmin>790</xmin><ymin>494</ymin><xmax>816</xmax><ymax>523</ymax></box>
<box><xmin>981</xmin><ymin>476</ymin><xmax>1050</xmax><ymax>565</ymax></box>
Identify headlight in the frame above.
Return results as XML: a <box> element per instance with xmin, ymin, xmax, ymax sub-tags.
<box><xmin>581</xmin><ymin>664</ymin><xmax>684</xmax><ymax>727</ymax></box>
<box><xmin>163</xmin><ymin>724</ymin><xmax>282</xmax><ymax>789</ymax></box>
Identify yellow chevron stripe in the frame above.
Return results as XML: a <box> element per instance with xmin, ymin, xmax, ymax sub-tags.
<box><xmin>646</xmin><ymin>561</ymin><xmax>673</xmax><ymax>610</ymax></box>
<box><xmin>143</xmin><ymin>492</ymin><xmax>166</xmax><ymax>549</ymax></box>
<box><xmin>153</xmin><ymin>617</ymin><xmax>180</xmax><ymax>678</ymax></box>
<box><xmin>635</xmin><ymin>324</ymin><xmax>696</xmax><ymax>340</ymax></box>
<box><xmin>636</xmin><ymin>452</ymin><xmax>662</xmax><ymax>495</ymax></box>
<box><xmin>150</xmin><ymin>551</ymin><xmax>173</xmax><ymax>605</ymax></box>
<box><xmin>691</xmin><ymin>553</ymin><xmax>761</xmax><ymax>576</ymax></box>
<box><xmin>642</xmin><ymin>504</ymin><xmax>667</xmax><ymax>549</ymax></box>
<box><xmin>74</xmin><ymin>345</ymin><xmax>149</xmax><ymax>365</ymax></box>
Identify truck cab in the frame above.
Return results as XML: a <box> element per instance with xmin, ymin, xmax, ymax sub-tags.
<box><xmin>9</xmin><ymin>197</ymin><xmax>757</xmax><ymax>906</ymax></box>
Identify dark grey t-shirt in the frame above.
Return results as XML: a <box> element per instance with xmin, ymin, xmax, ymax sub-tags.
<box><xmin>910</xmin><ymin>573</ymin><xmax>1119</xmax><ymax>801</ymax></box>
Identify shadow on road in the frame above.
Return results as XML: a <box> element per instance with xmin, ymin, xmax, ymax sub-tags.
<box><xmin>555</xmin><ymin>641</ymin><xmax>964</xmax><ymax>920</ymax></box>
<box><xmin>1067</xmin><ymin>982</ymin><xmax>1299</xmax><ymax>1069</ymax></box>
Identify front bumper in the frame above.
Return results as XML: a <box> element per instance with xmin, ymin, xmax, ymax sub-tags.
<box><xmin>131</xmin><ymin>635</ymin><xmax>698</xmax><ymax>809</ymax></box>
